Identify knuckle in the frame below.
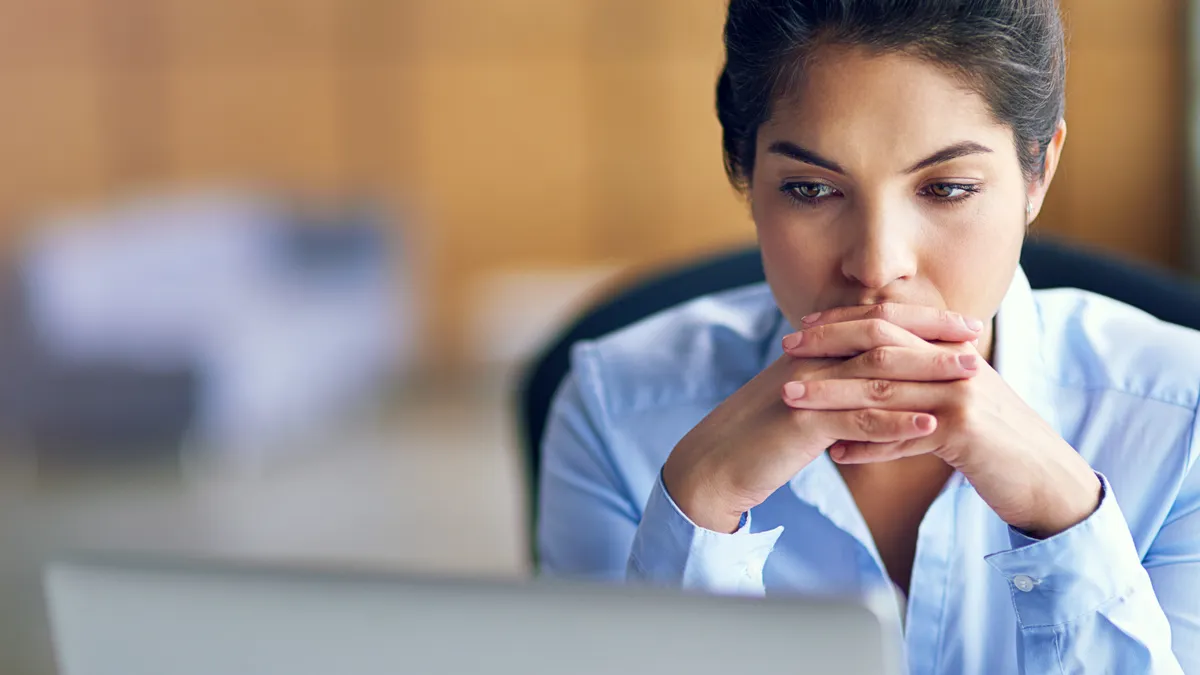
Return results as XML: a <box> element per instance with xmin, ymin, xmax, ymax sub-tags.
<box><xmin>866</xmin><ymin>378</ymin><xmax>894</xmax><ymax>402</ymax></box>
<box><xmin>866</xmin><ymin>346</ymin><xmax>892</xmax><ymax>369</ymax></box>
<box><xmin>950</xmin><ymin>404</ymin><xmax>974</xmax><ymax>429</ymax></box>
<box><xmin>854</xmin><ymin>409</ymin><xmax>878</xmax><ymax>434</ymax></box>
<box><xmin>867</xmin><ymin>318</ymin><xmax>892</xmax><ymax>342</ymax></box>
<box><xmin>947</xmin><ymin>382</ymin><xmax>975</xmax><ymax>414</ymax></box>
<box><xmin>958</xmin><ymin>380</ymin><xmax>980</xmax><ymax>405</ymax></box>
<box><xmin>937</xmin><ymin>351</ymin><xmax>958</xmax><ymax>371</ymax></box>
<box><xmin>868</xmin><ymin>303</ymin><xmax>894</xmax><ymax>321</ymax></box>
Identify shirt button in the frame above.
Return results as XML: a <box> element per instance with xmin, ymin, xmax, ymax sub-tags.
<box><xmin>1013</xmin><ymin>575</ymin><xmax>1037</xmax><ymax>592</ymax></box>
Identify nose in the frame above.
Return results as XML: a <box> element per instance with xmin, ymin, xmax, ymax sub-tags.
<box><xmin>839</xmin><ymin>199</ymin><xmax>918</xmax><ymax>291</ymax></box>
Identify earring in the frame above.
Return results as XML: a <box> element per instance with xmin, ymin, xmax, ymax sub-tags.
<box><xmin>1026</xmin><ymin>202</ymin><xmax>1033</xmax><ymax>218</ymax></box>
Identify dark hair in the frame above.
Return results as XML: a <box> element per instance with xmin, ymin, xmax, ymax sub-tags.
<box><xmin>717</xmin><ymin>0</ymin><xmax>1066</xmax><ymax>189</ymax></box>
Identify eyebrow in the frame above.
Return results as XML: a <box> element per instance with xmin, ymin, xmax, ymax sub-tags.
<box><xmin>903</xmin><ymin>141</ymin><xmax>993</xmax><ymax>174</ymax></box>
<box><xmin>766</xmin><ymin>141</ymin><xmax>846</xmax><ymax>174</ymax></box>
<box><xmin>765</xmin><ymin>140</ymin><xmax>994</xmax><ymax>175</ymax></box>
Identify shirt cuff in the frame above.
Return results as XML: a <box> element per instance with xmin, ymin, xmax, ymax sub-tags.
<box><xmin>627</xmin><ymin>473</ymin><xmax>783</xmax><ymax>594</ymax></box>
<box><xmin>984</xmin><ymin>472</ymin><xmax>1154</xmax><ymax>628</ymax></box>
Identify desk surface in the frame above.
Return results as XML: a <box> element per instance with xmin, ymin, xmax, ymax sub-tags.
<box><xmin>0</xmin><ymin>373</ymin><xmax>527</xmax><ymax>675</ymax></box>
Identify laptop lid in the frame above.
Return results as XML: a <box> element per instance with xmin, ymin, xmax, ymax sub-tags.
<box><xmin>46</xmin><ymin>554</ymin><xmax>903</xmax><ymax>675</ymax></box>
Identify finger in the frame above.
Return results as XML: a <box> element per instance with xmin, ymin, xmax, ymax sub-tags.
<box><xmin>782</xmin><ymin>318</ymin><xmax>926</xmax><ymax>358</ymax></box>
<box><xmin>798</xmin><ymin>408</ymin><xmax>938</xmax><ymax>444</ymax></box>
<box><xmin>799</xmin><ymin>303</ymin><xmax>983</xmax><ymax>343</ymax></box>
<box><xmin>835</xmin><ymin>346</ymin><xmax>982</xmax><ymax>382</ymax></box>
<box><xmin>782</xmin><ymin>379</ymin><xmax>949</xmax><ymax>411</ymax></box>
<box><xmin>829</xmin><ymin>436</ymin><xmax>939</xmax><ymax>464</ymax></box>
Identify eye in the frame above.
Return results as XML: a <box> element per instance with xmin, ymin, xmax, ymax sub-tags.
<box><xmin>920</xmin><ymin>182</ymin><xmax>981</xmax><ymax>202</ymax></box>
<box><xmin>780</xmin><ymin>181</ymin><xmax>841</xmax><ymax>206</ymax></box>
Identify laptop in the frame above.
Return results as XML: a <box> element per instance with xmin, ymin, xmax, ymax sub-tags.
<box><xmin>45</xmin><ymin>554</ymin><xmax>904</xmax><ymax>675</ymax></box>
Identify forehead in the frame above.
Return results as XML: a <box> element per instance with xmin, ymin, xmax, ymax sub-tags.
<box><xmin>759</xmin><ymin>46</ymin><xmax>1014</xmax><ymax>166</ymax></box>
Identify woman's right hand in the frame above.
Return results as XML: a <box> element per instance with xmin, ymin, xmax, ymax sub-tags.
<box><xmin>660</xmin><ymin>305</ymin><xmax>984</xmax><ymax>533</ymax></box>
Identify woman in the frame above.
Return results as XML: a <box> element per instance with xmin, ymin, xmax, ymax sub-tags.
<box><xmin>538</xmin><ymin>1</ymin><xmax>1200</xmax><ymax>673</ymax></box>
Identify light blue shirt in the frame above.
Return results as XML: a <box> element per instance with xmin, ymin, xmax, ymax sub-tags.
<box><xmin>538</xmin><ymin>267</ymin><xmax>1200</xmax><ymax>674</ymax></box>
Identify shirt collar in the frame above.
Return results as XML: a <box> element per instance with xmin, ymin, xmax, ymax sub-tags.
<box><xmin>992</xmin><ymin>265</ymin><xmax>1059</xmax><ymax>437</ymax></box>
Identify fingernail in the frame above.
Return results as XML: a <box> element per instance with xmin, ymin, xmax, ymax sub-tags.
<box><xmin>966</xmin><ymin>317</ymin><xmax>984</xmax><ymax>332</ymax></box>
<box><xmin>829</xmin><ymin>444</ymin><xmax>846</xmax><ymax>461</ymax></box>
<box><xmin>958</xmin><ymin>354</ymin><xmax>979</xmax><ymax>370</ymax></box>
<box><xmin>783</xmin><ymin>382</ymin><xmax>806</xmax><ymax>400</ymax></box>
<box><xmin>914</xmin><ymin>414</ymin><xmax>936</xmax><ymax>432</ymax></box>
<box><xmin>782</xmin><ymin>333</ymin><xmax>803</xmax><ymax>350</ymax></box>
<box><xmin>801</xmin><ymin>312</ymin><xmax>821</xmax><ymax>325</ymax></box>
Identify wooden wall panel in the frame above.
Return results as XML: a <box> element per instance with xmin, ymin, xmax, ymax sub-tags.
<box><xmin>655</xmin><ymin>59</ymin><xmax>754</xmax><ymax>259</ymax></box>
<box><xmin>656</xmin><ymin>0</ymin><xmax>732</xmax><ymax>57</ymax></box>
<box><xmin>582</xmin><ymin>61</ymin><xmax>681</xmax><ymax>260</ymax></box>
<box><xmin>408</xmin><ymin>0</ymin><xmax>586</xmax><ymax>62</ymax></box>
<box><xmin>0</xmin><ymin>70</ymin><xmax>111</xmax><ymax>228</ymax></box>
<box><xmin>162</xmin><ymin>65</ymin><xmax>348</xmax><ymax>191</ymax></box>
<box><xmin>0</xmin><ymin>0</ymin><xmax>1187</xmax><ymax>363</ymax></box>
<box><xmin>337</xmin><ymin>66</ymin><xmax>419</xmax><ymax>190</ymax></box>
<box><xmin>1050</xmin><ymin>46</ymin><xmax>1185</xmax><ymax>263</ymax></box>
<box><xmin>1041</xmin><ymin>0</ymin><xmax>1187</xmax><ymax>266</ymax></box>
<box><xmin>582</xmin><ymin>0</ymin><xmax>752</xmax><ymax>265</ymax></box>
<box><xmin>1062</xmin><ymin>0</ymin><xmax>1182</xmax><ymax>50</ymax></box>
<box><xmin>410</xmin><ymin>59</ymin><xmax>592</xmax><ymax>351</ymax></box>
<box><xmin>0</xmin><ymin>0</ymin><xmax>101</xmax><ymax>69</ymax></box>
<box><xmin>411</xmin><ymin>61</ymin><xmax>590</xmax><ymax>264</ymax></box>
<box><xmin>161</xmin><ymin>0</ymin><xmax>340</xmax><ymax>67</ymax></box>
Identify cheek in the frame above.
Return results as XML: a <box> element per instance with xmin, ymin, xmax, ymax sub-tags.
<box><xmin>924</xmin><ymin>197</ymin><xmax>1025</xmax><ymax>314</ymax></box>
<box><xmin>752</xmin><ymin>195</ymin><xmax>824</xmax><ymax>267</ymax></box>
<box><xmin>752</xmin><ymin>194</ymin><xmax>837</xmax><ymax>309</ymax></box>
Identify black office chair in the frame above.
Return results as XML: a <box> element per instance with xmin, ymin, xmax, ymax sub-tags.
<box><xmin>517</xmin><ymin>236</ymin><xmax>1200</xmax><ymax>562</ymax></box>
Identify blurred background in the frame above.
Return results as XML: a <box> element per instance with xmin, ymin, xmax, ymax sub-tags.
<box><xmin>0</xmin><ymin>1</ymin><xmax>1197</xmax><ymax>672</ymax></box>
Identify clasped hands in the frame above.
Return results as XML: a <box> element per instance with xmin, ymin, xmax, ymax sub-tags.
<box><xmin>662</xmin><ymin>303</ymin><xmax>1100</xmax><ymax>538</ymax></box>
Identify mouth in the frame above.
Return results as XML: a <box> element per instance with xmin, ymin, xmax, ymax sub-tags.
<box><xmin>840</xmin><ymin>296</ymin><xmax>944</xmax><ymax>311</ymax></box>
<box><xmin>853</xmin><ymin>297</ymin><xmax>898</xmax><ymax>307</ymax></box>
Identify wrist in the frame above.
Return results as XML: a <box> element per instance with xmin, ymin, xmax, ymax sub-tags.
<box><xmin>1016</xmin><ymin>467</ymin><xmax>1102</xmax><ymax>539</ymax></box>
<box><xmin>661</xmin><ymin>461</ymin><xmax>745</xmax><ymax>534</ymax></box>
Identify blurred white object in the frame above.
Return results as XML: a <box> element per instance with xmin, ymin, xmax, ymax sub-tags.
<box><xmin>19</xmin><ymin>191</ymin><xmax>413</xmax><ymax>464</ymax></box>
<box><xmin>466</xmin><ymin>267</ymin><xmax>622</xmax><ymax>368</ymax></box>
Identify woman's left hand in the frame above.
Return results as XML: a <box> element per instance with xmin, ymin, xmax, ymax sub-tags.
<box><xmin>782</xmin><ymin>303</ymin><xmax>1102</xmax><ymax>539</ymax></box>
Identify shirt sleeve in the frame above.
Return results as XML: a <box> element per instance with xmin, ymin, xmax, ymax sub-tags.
<box><xmin>537</xmin><ymin>371</ymin><xmax>641</xmax><ymax>581</ymax></box>
<box><xmin>985</xmin><ymin>471</ymin><xmax>1193</xmax><ymax>674</ymax></box>
<box><xmin>627</xmin><ymin>474</ymin><xmax>783</xmax><ymax>595</ymax></box>
<box><xmin>537</xmin><ymin>367</ymin><xmax>782</xmax><ymax>592</ymax></box>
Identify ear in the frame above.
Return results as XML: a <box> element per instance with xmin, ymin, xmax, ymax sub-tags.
<box><xmin>1025</xmin><ymin>119</ymin><xmax>1067</xmax><ymax>224</ymax></box>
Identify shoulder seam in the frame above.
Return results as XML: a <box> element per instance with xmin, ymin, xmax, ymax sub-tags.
<box><xmin>1042</xmin><ymin>376</ymin><xmax>1199</xmax><ymax>412</ymax></box>
<box><xmin>1186</xmin><ymin>394</ymin><xmax>1200</xmax><ymax>477</ymax></box>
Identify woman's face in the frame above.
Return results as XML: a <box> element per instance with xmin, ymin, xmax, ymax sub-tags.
<box><xmin>750</xmin><ymin>47</ymin><xmax>1065</xmax><ymax>357</ymax></box>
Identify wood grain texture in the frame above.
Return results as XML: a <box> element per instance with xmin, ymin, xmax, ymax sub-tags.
<box><xmin>0</xmin><ymin>0</ymin><xmax>1185</xmax><ymax>362</ymax></box>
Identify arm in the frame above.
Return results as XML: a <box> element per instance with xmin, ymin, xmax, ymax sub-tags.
<box><xmin>540</xmin><ymin>310</ymin><xmax>980</xmax><ymax>590</ymax></box>
<box><xmin>536</xmin><ymin>369</ymin><xmax>781</xmax><ymax>592</ymax></box>
<box><xmin>984</xmin><ymin>401</ymin><xmax>1200</xmax><ymax>675</ymax></box>
<box><xmin>536</xmin><ymin>371</ymin><xmax>638</xmax><ymax>581</ymax></box>
<box><xmin>792</xmin><ymin>305</ymin><xmax>1199</xmax><ymax>672</ymax></box>
<box><xmin>1145</xmin><ymin>456</ymin><xmax>1200</xmax><ymax>673</ymax></box>
<box><xmin>985</xmin><ymin>472</ymin><xmax>1190</xmax><ymax>674</ymax></box>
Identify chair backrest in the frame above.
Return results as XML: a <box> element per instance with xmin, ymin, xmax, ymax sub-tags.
<box><xmin>516</xmin><ymin>236</ymin><xmax>1200</xmax><ymax>557</ymax></box>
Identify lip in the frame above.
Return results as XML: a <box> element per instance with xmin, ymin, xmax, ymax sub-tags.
<box><xmin>826</xmin><ymin>297</ymin><xmax>943</xmax><ymax>310</ymax></box>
